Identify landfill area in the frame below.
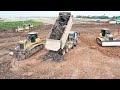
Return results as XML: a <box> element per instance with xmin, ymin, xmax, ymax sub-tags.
<box><xmin>0</xmin><ymin>16</ymin><xmax>120</xmax><ymax>79</ymax></box>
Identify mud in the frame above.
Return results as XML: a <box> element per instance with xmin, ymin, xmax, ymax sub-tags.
<box><xmin>41</xmin><ymin>51</ymin><xmax>64</xmax><ymax>61</ymax></box>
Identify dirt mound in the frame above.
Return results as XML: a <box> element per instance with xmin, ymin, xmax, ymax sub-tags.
<box><xmin>41</xmin><ymin>51</ymin><xmax>64</xmax><ymax>61</ymax></box>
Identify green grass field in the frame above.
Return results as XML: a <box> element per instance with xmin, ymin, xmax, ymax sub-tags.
<box><xmin>0</xmin><ymin>20</ymin><xmax>44</xmax><ymax>28</ymax></box>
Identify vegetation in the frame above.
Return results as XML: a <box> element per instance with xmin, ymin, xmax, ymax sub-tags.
<box><xmin>76</xmin><ymin>15</ymin><xmax>112</xmax><ymax>19</ymax></box>
<box><xmin>0</xmin><ymin>20</ymin><xmax>44</xmax><ymax>28</ymax></box>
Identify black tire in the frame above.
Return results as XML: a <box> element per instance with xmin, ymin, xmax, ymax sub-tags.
<box><xmin>59</xmin><ymin>49</ymin><xmax>65</xmax><ymax>55</ymax></box>
<box><xmin>74</xmin><ymin>41</ymin><xmax>77</xmax><ymax>47</ymax></box>
<box><xmin>74</xmin><ymin>44</ymin><xmax>77</xmax><ymax>47</ymax></box>
<box><xmin>65</xmin><ymin>47</ymin><xmax>69</xmax><ymax>53</ymax></box>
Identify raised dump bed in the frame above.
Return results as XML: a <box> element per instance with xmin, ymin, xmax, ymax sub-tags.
<box><xmin>45</xmin><ymin>12</ymin><xmax>73</xmax><ymax>51</ymax></box>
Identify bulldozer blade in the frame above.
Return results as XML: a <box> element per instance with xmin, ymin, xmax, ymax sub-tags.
<box><xmin>102</xmin><ymin>40</ymin><xmax>120</xmax><ymax>46</ymax></box>
<box><xmin>96</xmin><ymin>37</ymin><xmax>120</xmax><ymax>46</ymax></box>
<box><xmin>9</xmin><ymin>49</ymin><xmax>19</xmax><ymax>56</ymax></box>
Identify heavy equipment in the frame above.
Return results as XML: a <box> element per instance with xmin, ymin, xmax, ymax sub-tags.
<box><xmin>96</xmin><ymin>28</ymin><xmax>120</xmax><ymax>46</ymax></box>
<box><xmin>28</xmin><ymin>23</ymin><xmax>33</xmax><ymax>28</ymax></box>
<box><xmin>9</xmin><ymin>32</ymin><xmax>44</xmax><ymax>60</ymax></box>
<box><xmin>16</xmin><ymin>24</ymin><xmax>30</xmax><ymax>32</ymax></box>
<box><xmin>15</xmin><ymin>26</ymin><xmax>24</xmax><ymax>32</ymax></box>
<box><xmin>23</xmin><ymin>24</ymin><xmax>30</xmax><ymax>30</ymax></box>
<box><xmin>45</xmin><ymin>12</ymin><xmax>80</xmax><ymax>55</ymax></box>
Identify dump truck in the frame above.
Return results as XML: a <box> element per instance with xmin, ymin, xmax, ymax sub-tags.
<box><xmin>45</xmin><ymin>12</ymin><xmax>80</xmax><ymax>55</ymax></box>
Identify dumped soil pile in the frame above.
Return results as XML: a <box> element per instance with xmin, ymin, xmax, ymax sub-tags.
<box><xmin>40</xmin><ymin>51</ymin><xmax>64</xmax><ymax>61</ymax></box>
<box><xmin>49</xmin><ymin>13</ymin><xmax>70</xmax><ymax>40</ymax></box>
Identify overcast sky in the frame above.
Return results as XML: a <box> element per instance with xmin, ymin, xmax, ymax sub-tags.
<box><xmin>0</xmin><ymin>11</ymin><xmax>120</xmax><ymax>17</ymax></box>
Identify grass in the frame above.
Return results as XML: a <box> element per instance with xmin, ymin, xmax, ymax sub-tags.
<box><xmin>0</xmin><ymin>20</ymin><xmax>44</xmax><ymax>29</ymax></box>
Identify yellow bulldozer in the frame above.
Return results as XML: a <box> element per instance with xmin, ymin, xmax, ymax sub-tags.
<box><xmin>15</xmin><ymin>26</ymin><xmax>24</xmax><ymax>32</ymax></box>
<box><xmin>9</xmin><ymin>32</ymin><xmax>44</xmax><ymax>60</ymax></box>
<box><xmin>28</xmin><ymin>23</ymin><xmax>33</xmax><ymax>28</ymax></box>
<box><xmin>23</xmin><ymin>24</ymin><xmax>30</xmax><ymax>30</ymax></box>
<box><xmin>16</xmin><ymin>24</ymin><xmax>32</xmax><ymax>32</ymax></box>
<box><xmin>96</xmin><ymin>28</ymin><xmax>120</xmax><ymax>46</ymax></box>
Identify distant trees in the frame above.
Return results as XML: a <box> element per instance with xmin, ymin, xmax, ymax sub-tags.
<box><xmin>76</xmin><ymin>15</ymin><xmax>111</xmax><ymax>19</ymax></box>
<box><xmin>112</xmin><ymin>16</ymin><xmax>120</xmax><ymax>19</ymax></box>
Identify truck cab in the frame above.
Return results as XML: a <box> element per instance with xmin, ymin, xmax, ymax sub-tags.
<box><xmin>69</xmin><ymin>31</ymin><xmax>79</xmax><ymax>41</ymax></box>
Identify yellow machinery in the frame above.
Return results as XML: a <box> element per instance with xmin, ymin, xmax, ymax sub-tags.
<box><xmin>23</xmin><ymin>24</ymin><xmax>30</xmax><ymax>30</ymax></box>
<box><xmin>15</xmin><ymin>26</ymin><xmax>24</xmax><ymax>32</ymax></box>
<box><xmin>28</xmin><ymin>23</ymin><xmax>33</xmax><ymax>28</ymax></box>
<box><xmin>96</xmin><ymin>28</ymin><xmax>120</xmax><ymax>46</ymax></box>
<box><xmin>16</xmin><ymin>24</ymin><xmax>30</xmax><ymax>32</ymax></box>
<box><xmin>9</xmin><ymin>32</ymin><xmax>44</xmax><ymax>60</ymax></box>
<box><xmin>15</xmin><ymin>23</ymin><xmax>33</xmax><ymax>32</ymax></box>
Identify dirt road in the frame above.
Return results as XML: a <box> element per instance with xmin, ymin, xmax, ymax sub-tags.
<box><xmin>0</xmin><ymin>23</ymin><xmax>120</xmax><ymax>79</ymax></box>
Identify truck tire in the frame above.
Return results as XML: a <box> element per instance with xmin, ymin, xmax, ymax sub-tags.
<box><xmin>65</xmin><ymin>47</ymin><xmax>69</xmax><ymax>53</ymax></box>
<box><xmin>62</xmin><ymin>49</ymin><xmax>65</xmax><ymax>55</ymax></box>
<box><xmin>71</xmin><ymin>45</ymin><xmax>74</xmax><ymax>49</ymax></box>
<box><xmin>59</xmin><ymin>49</ymin><xmax>65</xmax><ymax>55</ymax></box>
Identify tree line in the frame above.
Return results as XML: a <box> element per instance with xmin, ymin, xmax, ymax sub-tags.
<box><xmin>76</xmin><ymin>15</ymin><xmax>120</xmax><ymax>19</ymax></box>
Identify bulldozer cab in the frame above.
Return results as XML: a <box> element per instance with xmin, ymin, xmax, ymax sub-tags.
<box><xmin>28</xmin><ymin>23</ymin><xmax>33</xmax><ymax>27</ymax></box>
<box><xmin>23</xmin><ymin>24</ymin><xmax>27</xmax><ymax>28</ymax></box>
<box><xmin>23</xmin><ymin>24</ymin><xmax>29</xmax><ymax>29</ymax></box>
<box><xmin>18</xmin><ymin>40</ymin><xmax>27</xmax><ymax>50</ymax></box>
<box><xmin>101</xmin><ymin>28</ymin><xmax>110</xmax><ymax>36</ymax></box>
<box><xmin>27</xmin><ymin>32</ymin><xmax>38</xmax><ymax>43</ymax></box>
<box><xmin>19</xmin><ymin>43</ymin><xmax>24</xmax><ymax>49</ymax></box>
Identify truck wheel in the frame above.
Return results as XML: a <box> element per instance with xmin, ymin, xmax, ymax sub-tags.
<box><xmin>74</xmin><ymin>41</ymin><xmax>77</xmax><ymax>47</ymax></box>
<box><xmin>71</xmin><ymin>45</ymin><xmax>74</xmax><ymax>49</ymax></box>
<box><xmin>62</xmin><ymin>49</ymin><xmax>65</xmax><ymax>55</ymax></box>
<box><xmin>65</xmin><ymin>47</ymin><xmax>69</xmax><ymax>53</ymax></box>
<box><xmin>74</xmin><ymin>43</ymin><xmax>77</xmax><ymax>47</ymax></box>
<box><xmin>60</xmin><ymin>49</ymin><xmax>65</xmax><ymax>55</ymax></box>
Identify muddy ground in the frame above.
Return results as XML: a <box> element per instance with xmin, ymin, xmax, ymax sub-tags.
<box><xmin>0</xmin><ymin>22</ymin><xmax>120</xmax><ymax>79</ymax></box>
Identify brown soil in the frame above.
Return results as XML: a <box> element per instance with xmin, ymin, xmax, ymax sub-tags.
<box><xmin>0</xmin><ymin>23</ymin><xmax>120</xmax><ymax>79</ymax></box>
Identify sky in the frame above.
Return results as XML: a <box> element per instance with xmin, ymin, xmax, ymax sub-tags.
<box><xmin>0</xmin><ymin>11</ymin><xmax>120</xmax><ymax>17</ymax></box>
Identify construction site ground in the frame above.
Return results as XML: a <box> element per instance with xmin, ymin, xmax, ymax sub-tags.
<box><xmin>0</xmin><ymin>20</ymin><xmax>120</xmax><ymax>79</ymax></box>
